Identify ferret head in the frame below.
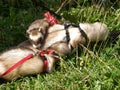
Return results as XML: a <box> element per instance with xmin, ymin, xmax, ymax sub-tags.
<box><xmin>27</xmin><ymin>27</ymin><xmax>45</xmax><ymax>48</ymax></box>
<box><xmin>44</xmin><ymin>52</ymin><xmax>59</xmax><ymax>73</ymax></box>
<box><xmin>26</xmin><ymin>18</ymin><xmax>50</xmax><ymax>48</ymax></box>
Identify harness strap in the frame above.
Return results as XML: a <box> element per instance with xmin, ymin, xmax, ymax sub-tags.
<box><xmin>39</xmin><ymin>49</ymin><xmax>58</xmax><ymax>72</ymax></box>
<box><xmin>43</xmin><ymin>60</ymin><xmax>48</xmax><ymax>72</ymax></box>
<box><xmin>78</xmin><ymin>24</ymin><xmax>88</xmax><ymax>44</ymax></box>
<box><xmin>64</xmin><ymin>24</ymin><xmax>70</xmax><ymax>42</ymax></box>
<box><xmin>1</xmin><ymin>54</ymin><xmax>33</xmax><ymax>76</ymax></box>
<box><xmin>65</xmin><ymin>23</ymin><xmax>88</xmax><ymax>44</ymax></box>
<box><xmin>39</xmin><ymin>51</ymin><xmax>48</xmax><ymax>72</ymax></box>
<box><xmin>39</xmin><ymin>49</ymin><xmax>55</xmax><ymax>72</ymax></box>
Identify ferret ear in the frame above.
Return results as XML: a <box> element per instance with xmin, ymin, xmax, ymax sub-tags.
<box><xmin>38</xmin><ymin>27</ymin><xmax>42</xmax><ymax>32</ymax></box>
<box><xmin>26</xmin><ymin>30</ymin><xmax>30</xmax><ymax>34</ymax></box>
<box><xmin>26</xmin><ymin>30</ymin><xmax>31</xmax><ymax>38</ymax></box>
<box><xmin>38</xmin><ymin>27</ymin><xmax>45</xmax><ymax>34</ymax></box>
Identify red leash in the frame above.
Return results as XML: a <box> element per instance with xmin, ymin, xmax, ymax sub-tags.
<box><xmin>1</xmin><ymin>54</ymin><xmax>33</xmax><ymax>76</ymax></box>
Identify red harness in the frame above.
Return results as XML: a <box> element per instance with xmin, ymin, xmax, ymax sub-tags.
<box><xmin>44</xmin><ymin>12</ymin><xmax>57</xmax><ymax>25</ymax></box>
<box><xmin>1</xmin><ymin>50</ymin><xmax>55</xmax><ymax>76</ymax></box>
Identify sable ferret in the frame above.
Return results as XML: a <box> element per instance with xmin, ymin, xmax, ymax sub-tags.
<box><xmin>0</xmin><ymin>47</ymin><xmax>59</xmax><ymax>81</ymax></box>
<box><xmin>26</xmin><ymin>22</ymin><xmax>108</xmax><ymax>54</ymax></box>
<box><xmin>19</xmin><ymin>24</ymin><xmax>84</xmax><ymax>55</ymax></box>
<box><xmin>26</xmin><ymin>18</ymin><xmax>50</xmax><ymax>48</ymax></box>
<box><xmin>26</xmin><ymin>17</ymin><xmax>63</xmax><ymax>48</ymax></box>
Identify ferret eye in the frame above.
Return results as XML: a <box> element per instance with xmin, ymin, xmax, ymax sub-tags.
<box><xmin>38</xmin><ymin>37</ymin><xmax>43</xmax><ymax>43</ymax></box>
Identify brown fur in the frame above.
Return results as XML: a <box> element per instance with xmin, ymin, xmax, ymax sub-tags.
<box><xmin>27</xmin><ymin>18</ymin><xmax>49</xmax><ymax>35</ymax></box>
<box><xmin>0</xmin><ymin>47</ymin><xmax>58</xmax><ymax>81</ymax></box>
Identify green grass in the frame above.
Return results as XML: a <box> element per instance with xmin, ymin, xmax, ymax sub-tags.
<box><xmin>0</xmin><ymin>1</ymin><xmax>120</xmax><ymax>90</ymax></box>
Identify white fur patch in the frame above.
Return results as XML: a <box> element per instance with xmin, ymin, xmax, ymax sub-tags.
<box><xmin>29</xmin><ymin>33</ymin><xmax>42</xmax><ymax>41</ymax></box>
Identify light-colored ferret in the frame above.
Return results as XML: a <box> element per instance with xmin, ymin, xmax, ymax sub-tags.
<box><xmin>79</xmin><ymin>22</ymin><xmax>108</xmax><ymax>42</ymax></box>
<box><xmin>26</xmin><ymin>22</ymin><xmax>108</xmax><ymax>55</ymax></box>
<box><xmin>0</xmin><ymin>47</ymin><xmax>59</xmax><ymax>81</ymax></box>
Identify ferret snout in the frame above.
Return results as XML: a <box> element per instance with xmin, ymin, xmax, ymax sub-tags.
<box><xmin>29</xmin><ymin>32</ymin><xmax>44</xmax><ymax>48</ymax></box>
<box><xmin>32</xmin><ymin>43</ymin><xmax>41</xmax><ymax>49</ymax></box>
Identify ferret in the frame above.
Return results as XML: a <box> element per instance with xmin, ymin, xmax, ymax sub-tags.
<box><xmin>26</xmin><ymin>20</ymin><xmax>63</xmax><ymax>48</ymax></box>
<box><xmin>31</xmin><ymin>22</ymin><xmax>108</xmax><ymax>45</ymax></box>
<box><xmin>26</xmin><ymin>11</ymin><xmax>64</xmax><ymax>49</ymax></box>
<box><xmin>21</xmin><ymin>22</ymin><xmax>109</xmax><ymax>55</ymax></box>
<box><xmin>26</xmin><ymin>18</ymin><xmax>50</xmax><ymax>48</ymax></box>
<box><xmin>24</xmin><ymin>24</ymin><xmax>84</xmax><ymax>55</ymax></box>
<box><xmin>0</xmin><ymin>47</ymin><xmax>59</xmax><ymax>81</ymax></box>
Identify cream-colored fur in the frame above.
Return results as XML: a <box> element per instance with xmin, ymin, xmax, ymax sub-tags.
<box><xmin>79</xmin><ymin>22</ymin><xmax>108</xmax><ymax>42</ymax></box>
<box><xmin>48</xmin><ymin>24</ymin><xmax>65</xmax><ymax>33</ymax></box>
<box><xmin>0</xmin><ymin>47</ymin><xmax>58</xmax><ymax>81</ymax></box>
